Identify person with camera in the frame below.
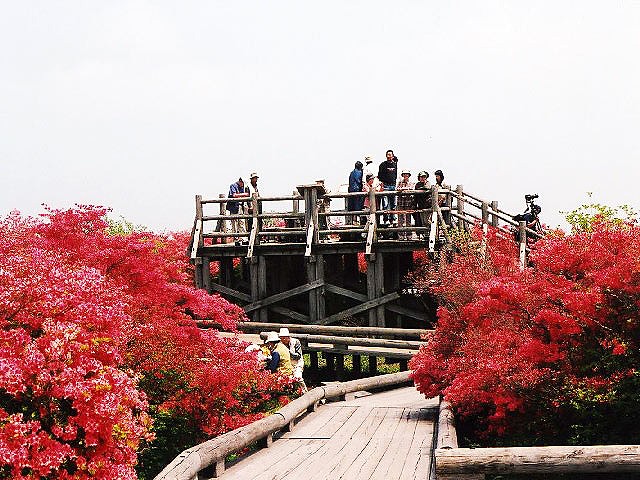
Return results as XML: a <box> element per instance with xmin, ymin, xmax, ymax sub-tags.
<box><xmin>513</xmin><ymin>194</ymin><xmax>542</xmax><ymax>241</ymax></box>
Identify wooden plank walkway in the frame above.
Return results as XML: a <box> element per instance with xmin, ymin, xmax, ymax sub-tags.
<box><xmin>218</xmin><ymin>387</ymin><xmax>438</xmax><ymax>480</ymax></box>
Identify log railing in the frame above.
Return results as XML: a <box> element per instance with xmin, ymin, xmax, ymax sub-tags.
<box><xmin>434</xmin><ymin>398</ymin><xmax>640</xmax><ymax>478</ymax></box>
<box><xmin>154</xmin><ymin>371</ymin><xmax>413</xmax><ymax>480</ymax></box>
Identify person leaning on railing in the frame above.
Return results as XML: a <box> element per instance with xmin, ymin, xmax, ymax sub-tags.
<box><xmin>226</xmin><ymin>177</ymin><xmax>250</xmax><ymax>239</ymax></box>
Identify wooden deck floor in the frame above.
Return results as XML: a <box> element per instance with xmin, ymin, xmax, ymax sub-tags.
<box><xmin>219</xmin><ymin>387</ymin><xmax>438</xmax><ymax>480</ymax></box>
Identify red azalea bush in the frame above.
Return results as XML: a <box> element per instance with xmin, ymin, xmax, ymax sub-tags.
<box><xmin>410</xmin><ymin>221</ymin><xmax>640</xmax><ymax>445</ymax></box>
<box><xmin>0</xmin><ymin>207</ymin><xmax>297</xmax><ymax>479</ymax></box>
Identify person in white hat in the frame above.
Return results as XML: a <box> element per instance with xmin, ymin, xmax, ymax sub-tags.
<box><xmin>396</xmin><ymin>169</ymin><xmax>415</xmax><ymax>240</ymax></box>
<box><xmin>245</xmin><ymin>172</ymin><xmax>261</xmax><ymax>233</ymax></box>
<box><xmin>279</xmin><ymin>327</ymin><xmax>307</xmax><ymax>392</ymax></box>
<box><xmin>264</xmin><ymin>331</ymin><xmax>293</xmax><ymax>375</ymax></box>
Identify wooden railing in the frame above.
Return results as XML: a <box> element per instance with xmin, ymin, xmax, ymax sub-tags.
<box><xmin>434</xmin><ymin>399</ymin><xmax>640</xmax><ymax>478</ymax></box>
<box><xmin>198</xmin><ymin>321</ymin><xmax>429</xmax><ymax>375</ymax></box>
<box><xmin>189</xmin><ymin>182</ymin><xmax>542</xmax><ymax>268</ymax></box>
<box><xmin>154</xmin><ymin>371</ymin><xmax>413</xmax><ymax>480</ymax></box>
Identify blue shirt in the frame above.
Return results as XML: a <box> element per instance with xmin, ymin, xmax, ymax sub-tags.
<box><xmin>348</xmin><ymin>168</ymin><xmax>363</xmax><ymax>193</ymax></box>
<box><xmin>226</xmin><ymin>182</ymin><xmax>244</xmax><ymax>214</ymax></box>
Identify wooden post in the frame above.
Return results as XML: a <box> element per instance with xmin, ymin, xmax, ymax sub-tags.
<box><xmin>325</xmin><ymin>353</ymin><xmax>335</xmax><ymax>372</ymax></box>
<box><xmin>258</xmin><ymin>256</ymin><xmax>267</xmax><ymax>322</ymax></box>
<box><xmin>250</xmin><ymin>257</ymin><xmax>260</xmax><ymax>321</ymax></box>
<box><xmin>194</xmin><ymin>258</ymin><xmax>203</xmax><ymax>289</ymax></box>
<box><xmin>292</xmin><ymin>189</ymin><xmax>300</xmax><ymax>227</ymax></box>
<box><xmin>366</xmin><ymin>254</ymin><xmax>385</xmax><ymax>327</ymax></box>
<box><xmin>336</xmin><ymin>354</ymin><xmax>345</xmax><ymax>380</ymax></box>
<box><xmin>519</xmin><ymin>220</ymin><xmax>527</xmax><ymax>270</ymax></box>
<box><xmin>307</xmin><ymin>256</ymin><xmax>319</xmax><ymax>323</ymax></box>
<box><xmin>481</xmin><ymin>201</ymin><xmax>489</xmax><ymax>225</ymax></box>
<box><xmin>456</xmin><ymin>185</ymin><xmax>465</xmax><ymax>231</ymax></box>
<box><xmin>368</xmin><ymin>355</ymin><xmax>377</xmax><ymax>375</ymax></box>
<box><xmin>352</xmin><ymin>354</ymin><xmax>362</xmax><ymax>375</ymax></box>
<box><xmin>219</xmin><ymin>193</ymin><xmax>228</xmax><ymax>243</ymax></box>
<box><xmin>490</xmin><ymin>200</ymin><xmax>499</xmax><ymax>227</ymax></box>
<box><xmin>309</xmin><ymin>351</ymin><xmax>319</xmax><ymax>370</ymax></box>
<box><xmin>202</xmin><ymin>257</ymin><xmax>211</xmax><ymax>293</ymax></box>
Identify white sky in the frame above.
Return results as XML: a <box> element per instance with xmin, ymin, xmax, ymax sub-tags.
<box><xmin>2</xmin><ymin>1</ymin><xmax>639</xmax><ymax>232</ymax></box>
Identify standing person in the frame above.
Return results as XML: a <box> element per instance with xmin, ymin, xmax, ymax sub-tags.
<box><xmin>396</xmin><ymin>169</ymin><xmax>415</xmax><ymax>240</ymax></box>
<box><xmin>414</xmin><ymin>171</ymin><xmax>432</xmax><ymax>238</ymax></box>
<box><xmin>434</xmin><ymin>169</ymin><xmax>451</xmax><ymax>226</ymax></box>
<box><xmin>279</xmin><ymin>328</ymin><xmax>307</xmax><ymax>392</ymax></box>
<box><xmin>347</xmin><ymin>161</ymin><xmax>364</xmax><ymax>224</ymax></box>
<box><xmin>226</xmin><ymin>177</ymin><xmax>249</xmax><ymax>240</ymax></box>
<box><xmin>378</xmin><ymin>149</ymin><xmax>398</xmax><ymax>226</ymax></box>
<box><xmin>362</xmin><ymin>173</ymin><xmax>383</xmax><ymax>224</ymax></box>
<box><xmin>245</xmin><ymin>172</ymin><xmax>261</xmax><ymax>233</ymax></box>
<box><xmin>264</xmin><ymin>331</ymin><xmax>293</xmax><ymax>375</ymax></box>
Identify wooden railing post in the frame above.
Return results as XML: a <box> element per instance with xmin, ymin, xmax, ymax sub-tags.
<box><xmin>519</xmin><ymin>220</ymin><xmax>527</xmax><ymax>270</ymax></box>
<box><xmin>456</xmin><ymin>185</ymin><xmax>464</xmax><ymax>231</ymax></box>
<box><xmin>481</xmin><ymin>201</ymin><xmax>489</xmax><ymax>225</ymax></box>
<box><xmin>490</xmin><ymin>200</ymin><xmax>499</xmax><ymax>227</ymax></box>
<box><xmin>429</xmin><ymin>186</ymin><xmax>439</xmax><ymax>252</ymax></box>
<box><xmin>218</xmin><ymin>193</ymin><xmax>227</xmax><ymax>243</ymax></box>
<box><xmin>292</xmin><ymin>190</ymin><xmax>300</xmax><ymax>228</ymax></box>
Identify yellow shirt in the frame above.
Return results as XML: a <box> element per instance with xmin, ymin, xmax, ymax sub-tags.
<box><xmin>274</xmin><ymin>342</ymin><xmax>293</xmax><ymax>376</ymax></box>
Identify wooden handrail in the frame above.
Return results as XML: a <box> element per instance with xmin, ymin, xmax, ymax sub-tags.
<box><xmin>231</xmin><ymin>321</ymin><xmax>430</xmax><ymax>339</ymax></box>
<box><xmin>256</xmin><ymin>331</ymin><xmax>423</xmax><ymax>349</ymax></box>
<box><xmin>154</xmin><ymin>371</ymin><xmax>413</xmax><ymax>480</ymax></box>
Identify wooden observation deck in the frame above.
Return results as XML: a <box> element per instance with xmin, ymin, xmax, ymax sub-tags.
<box><xmin>189</xmin><ymin>183</ymin><xmax>539</xmax><ymax>328</ymax></box>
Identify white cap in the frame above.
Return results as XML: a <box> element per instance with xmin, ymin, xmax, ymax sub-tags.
<box><xmin>364</xmin><ymin>155</ymin><xmax>373</xmax><ymax>164</ymax></box>
<box><xmin>265</xmin><ymin>331</ymin><xmax>279</xmax><ymax>343</ymax></box>
<box><xmin>278</xmin><ymin>327</ymin><xmax>291</xmax><ymax>337</ymax></box>
<box><xmin>250</xmin><ymin>172</ymin><xmax>259</xmax><ymax>179</ymax></box>
<box><xmin>401</xmin><ymin>169</ymin><xmax>411</xmax><ymax>175</ymax></box>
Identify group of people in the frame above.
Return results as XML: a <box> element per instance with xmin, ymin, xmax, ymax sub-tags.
<box><xmin>348</xmin><ymin>149</ymin><xmax>451</xmax><ymax>239</ymax></box>
<box><xmin>245</xmin><ymin>327</ymin><xmax>307</xmax><ymax>392</ymax></box>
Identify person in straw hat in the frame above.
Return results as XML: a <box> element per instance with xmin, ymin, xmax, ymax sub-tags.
<box><xmin>264</xmin><ymin>331</ymin><xmax>293</xmax><ymax>375</ymax></box>
<box><xmin>397</xmin><ymin>169</ymin><xmax>415</xmax><ymax>240</ymax></box>
<box><xmin>279</xmin><ymin>327</ymin><xmax>307</xmax><ymax>392</ymax></box>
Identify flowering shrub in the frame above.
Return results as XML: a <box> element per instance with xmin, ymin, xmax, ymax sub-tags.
<box><xmin>410</xmin><ymin>221</ymin><xmax>640</xmax><ymax>444</ymax></box>
<box><xmin>1</xmin><ymin>207</ymin><xmax>297</xmax><ymax>479</ymax></box>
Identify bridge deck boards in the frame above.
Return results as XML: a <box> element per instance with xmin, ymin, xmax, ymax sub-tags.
<box><xmin>218</xmin><ymin>387</ymin><xmax>437</xmax><ymax>480</ymax></box>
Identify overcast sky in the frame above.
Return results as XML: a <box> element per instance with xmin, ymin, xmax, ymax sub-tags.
<box><xmin>2</xmin><ymin>1</ymin><xmax>639</xmax><ymax>232</ymax></box>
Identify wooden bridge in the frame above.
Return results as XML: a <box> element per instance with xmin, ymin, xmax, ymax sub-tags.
<box><xmin>189</xmin><ymin>183</ymin><xmax>540</xmax><ymax>329</ymax></box>
<box><xmin>155</xmin><ymin>370</ymin><xmax>640</xmax><ymax>480</ymax></box>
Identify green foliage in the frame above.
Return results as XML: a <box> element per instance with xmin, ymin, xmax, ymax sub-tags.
<box><xmin>106</xmin><ymin>215</ymin><xmax>146</xmax><ymax>236</ymax></box>
<box><xmin>562</xmin><ymin>194</ymin><xmax>636</xmax><ymax>232</ymax></box>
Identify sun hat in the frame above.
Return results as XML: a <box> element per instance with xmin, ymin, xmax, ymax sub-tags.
<box><xmin>364</xmin><ymin>155</ymin><xmax>373</xmax><ymax>163</ymax></box>
<box><xmin>278</xmin><ymin>327</ymin><xmax>291</xmax><ymax>337</ymax></box>
<box><xmin>418</xmin><ymin>171</ymin><xmax>428</xmax><ymax>177</ymax></box>
<box><xmin>265</xmin><ymin>331</ymin><xmax>279</xmax><ymax>343</ymax></box>
<box><xmin>249</xmin><ymin>172</ymin><xmax>259</xmax><ymax>179</ymax></box>
<box><xmin>401</xmin><ymin>169</ymin><xmax>411</xmax><ymax>175</ymax></box>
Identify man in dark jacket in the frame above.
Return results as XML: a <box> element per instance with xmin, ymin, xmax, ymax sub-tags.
<box><xmin>347</xmin><ymin>161</ymin><xmax>364</xmax><ymax>224</ymax></box>
<box><xmin>378</xmin><ymin>149</ymin><xmax>398</xmax><ymax>225</ymax></box>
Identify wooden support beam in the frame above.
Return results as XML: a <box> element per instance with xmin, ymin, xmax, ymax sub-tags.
<box><xmin>386</xmin><ymin>304</ymin><xmax>427</xmax><ymax>322</ymax></box>
<box><xmin>210</xmin><ymin>282</ymin><xmax>252</xmax><ymax>302</ymax></box>
<box><xmin>243</xmin><ymin>279</ymin><xmax>324</xmax><ymax>313</ymax></box>
<box><xmin>269</xmin><ymin>306</ymin><xmax>310</xmax><ymax>324</ymax></box>
<box><xmin>315</xmin><ymin>292</ymin><xmax>400</xmax><ymax>326</ymax></box>
<box><xmin>324</xmin><ymin>283</ymin><xmax>368</xmax><ymax>302</ymax></box>
<box><xmin>257</xmin><ymin>256</ymin><xmax>267</xmax><ymax>322</ymax></box>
